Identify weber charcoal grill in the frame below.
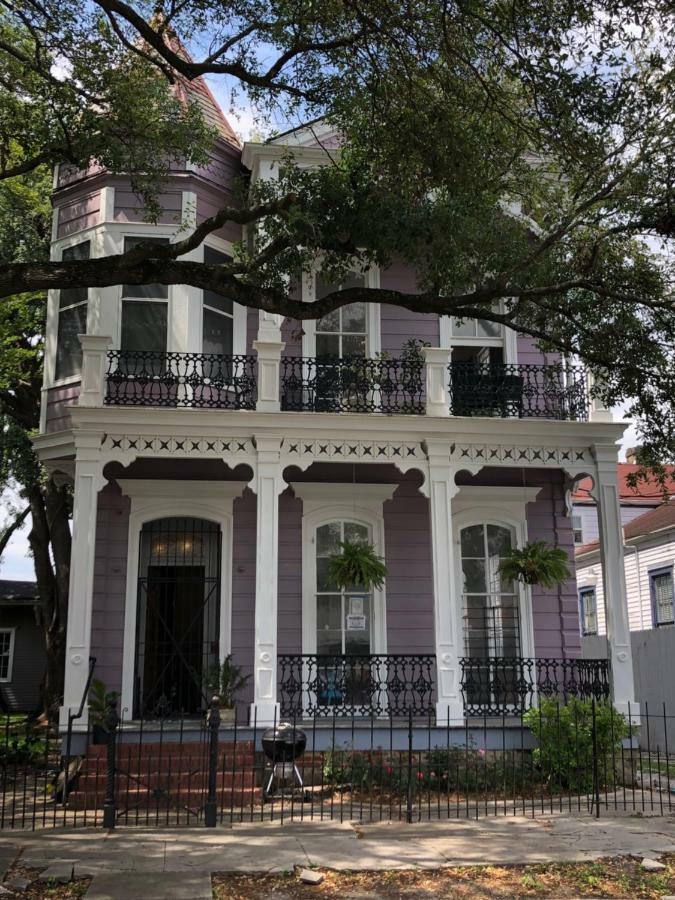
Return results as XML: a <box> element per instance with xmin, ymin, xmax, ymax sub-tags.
<box><xmin>261</xmin><ymin>723</ymin><xmax>307</xmax><ymax>799</ymax></box>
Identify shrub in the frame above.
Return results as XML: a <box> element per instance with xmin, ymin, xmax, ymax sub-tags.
<box><xmin>524</xmin><ymin>697</ymin><xmax>632</xmax><ymax>793</ymax></box>
<box><xmin>0</xmin><ymin>729</ymin><xmax>46</xmax><ymax>767</ymax></box>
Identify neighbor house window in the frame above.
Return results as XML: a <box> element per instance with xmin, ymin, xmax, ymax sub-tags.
<box><xmin>650</xmin><ymin>567</ymin><xmax>675</xmax><ymax>626</ymax></box>
<box><xmin>0</xmin><ymin>629</ymin><xmax>15</xmax><ymax>682</ymax></box>
<box><xmin>121</xmin><ymin>237</ymin><xmax>170</xmax><ymax>353</ymax></box>
<box><xmin>579</xmin><ymin>587</ymin><xmax>598</xmax><ymax>636</ymax></box>
<box><xmin>315</xmin><ymin>272</ymin><xmax>367</xmax><ymax>357</ymax></box>
<box><xmin>202</xmin><ymin>246</ymin><xmax>233</xmax><ymax>356</ymax></box>
<box><xmin>572</xmin><ymin>515</ymin><xmax>584</xmax><ymax>545</ymax></box>
<box><xmin>55</xmin><ymin>241</ymin><xmax>90</xmax><ymax>379</ymax></box>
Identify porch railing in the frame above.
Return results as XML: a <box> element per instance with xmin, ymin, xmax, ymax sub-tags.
<box><xmin>104</xmin><ymin>350</ymin><xmax>257</xmax><ymax>409</ymax></box>
<box><xmin>278</xmin><ymin>654</ymin><xmax>436</xmax><ymax>718</ymax></box>
<box><xmin>460</xmin><ymin>656</ymin><xmax>611</xmax><ymax>716</ymax></box>
<box><xmin>448</xmin><ymin>362</ymin><xmax>588</xmax><ymax>420</ymax></box>
<box><xmin>280</xmin><ymin>356</ymin><xmax>425</xmax><ymax>414</ymax></box>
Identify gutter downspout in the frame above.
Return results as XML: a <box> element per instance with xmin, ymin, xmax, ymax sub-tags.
<box><xmin>624</xmin><ymin>542</ymin><xmax>644</xmax><ymax>631</ymax></box>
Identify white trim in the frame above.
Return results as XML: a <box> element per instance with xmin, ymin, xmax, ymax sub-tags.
<box><xmin>451</xmin><ymin>487</ymin><xmax>541</xmax><ymax>661</ymax></box>
<box><xmin>117</xmin><ymin>479</ymin><xmax>246</xmax><ymax>721</ymax></box>
<box><xmin>301</xmin><ymin>265</ymin><xmax>381</xmax><ymax>358</ymax></box>
<box><xmin>0</xmin><ymin>627</ymin><xmax>16</xmax><ymax>683</ymax></box>
<box><xmin>290</xmin><ymin>482</ymin><xmax>394</xmax><ymax>661</ymax></box>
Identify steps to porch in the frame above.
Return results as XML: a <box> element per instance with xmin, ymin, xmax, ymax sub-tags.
<box><xmin>66</xmin><ymin>740</ymin><xmax>258</xmax><ymax>811</ymax></box>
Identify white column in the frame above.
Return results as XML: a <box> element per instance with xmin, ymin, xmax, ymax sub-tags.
<box><xmin>592</xmin><ymin>444</ymin><xmax>636</xmax><ymax>715</ymax></box>
<box><xmin>78</xmin><ymin>335</ymin><xmax>111</xmax><ymax>407</ymax></box>
<box><xmin>251</xmin><ymin>436</ymin><xmax>284</xmax><ymax>725</ymax></box>
<box><xmin>257</xmin><ymin>310</ymin><xmax>284</xmax><ymax>343</ymax></box>
<box><xmin>59</xmin><ymin>438</ymin><xmax>105</xmax><ymax>729</ymax></box>
<box><xmin>426</xmin><ymin>442</ymin><xmax>464</xmax><ymax>723</ymax></box>
<box><xmin>253</xmin><ymin>340</ymin><xmax>285</xmax><ymax>412</ymax></box>
<box><xmin>422</xmin><ymin>347</ymin><xmax>451</xmax><ymax>417</ymax></box>
<box><xmin>587</xmin><ymin>371</ymin><xmax>613</xmax><ymax>423</ymax></box>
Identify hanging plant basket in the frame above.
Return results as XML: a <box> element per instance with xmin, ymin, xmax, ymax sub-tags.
<box><xmin>498</xmin><ymin>540</ymin><xmax>570</xmax><ymax>588</ymax></box>
<box><xmin>327</xmin><ymin>541</ymin><xmax>387</xmax><ymax>591</ymax></box>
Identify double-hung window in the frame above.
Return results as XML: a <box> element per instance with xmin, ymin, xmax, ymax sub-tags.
<box><xmin>572</xmin><ymin>515</ymin><xmax>584</xmax><ymax>545</ymax></box>
<box><xmin>55</xmin><ymin>241</ymin><xmax>90</xmax><ymax>380</ymax></box>
<box><xmin>121</xmin><ymin>237</ymin><xmax>170</xmax><ymax>353</ymax></box>
<box><xmin>0</xmin><ymin>629</ymin><xmax>15</xmax><ymax>682</ymax></box>
<box><xmin>650</xmin><ymin>567</ymin><xmax>674</xmax><ymax>626</ymax></box>
<box><xmin>578</xmin><ymin>587</ymin><xmax>598</xmax><ymax>636</ymax></box>
<box><xmin>202</xmin><ymin>246</ymin><xmax>233</xmax><ymax>357</ymax></box>
<box><xmin>315</xmin><ymin>272</ymin><xmax>367</xmax><ymax>358</ymax></box>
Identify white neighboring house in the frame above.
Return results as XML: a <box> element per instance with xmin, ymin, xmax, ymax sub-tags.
<box><xmin>576</xmin><ymin>503</ymin><xmax>675</xmax><ymax>636</ymax></box>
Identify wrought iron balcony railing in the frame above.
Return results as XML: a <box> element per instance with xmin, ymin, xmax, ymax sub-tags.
<box><xmin>460</xmin><ymin>656</ymin><xmax>610</xmax><ymax>717</ymax></box>
<box><xmin>449</xmin><ymin>362</ymin><xmax>588</xmax><ymax>420</ymax></box>
<box><xmin>280</xmin><ymin>356</ymin><xmax>425</xmax><ymax>414</ymax></box>
<box><xmin>105</xmin><ymin>350</ymin><xmax>257</xmax><ymax>409</ymax></box>
<box><xmin>278</xmin><ymin>654</ymin><xmax>436</xmax><ymax>718</ymax></box>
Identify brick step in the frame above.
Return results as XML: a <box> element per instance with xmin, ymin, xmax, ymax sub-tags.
<box><xmin>67</xmin><ymin>786</ymin><xmax>260</xmax><ymax>810</ymax></box>
<box><xmin>80</xmin><ymin>753</ymin><xmax>255</xmax><ymax>774</ymax></box>
<box><xmin>76</xmin><ymin>771</ymin><xmax>256</xmax><ymax>792</ymax></box>
<box><xmin>86</xmin><ymin>740</ymin><xmax>253</xmax><ymax>759</ymax></box>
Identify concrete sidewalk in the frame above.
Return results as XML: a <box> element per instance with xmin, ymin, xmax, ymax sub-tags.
<box><xmin>1</xmin><ymin>815</ymin><xmax>675</xmax><ymax>877</ymax></box>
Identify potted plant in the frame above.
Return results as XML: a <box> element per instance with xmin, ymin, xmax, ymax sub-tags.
<box><xmin>327</xmin><ymin>540</ymin><xmax>387</xmax><ymax>591</ymax></box>
<box><xmin>88</xmin><ymin>678</ymin><xmax>119</xmax><ymax>745</ymax></box>
<box><xmin>206</xmin><ymin>655</ymin><xmax>251</xmax><ymax>724</ymax></box>
<box><xmin>498</xmin><ymin>540</ymin><xmax>570</xmax><ymax>588</ymax></box>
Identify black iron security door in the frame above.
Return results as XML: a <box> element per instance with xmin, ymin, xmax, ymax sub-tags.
<box><xmin>134</xmin><ymin>517</ymin><xmax>221</xmax><ymax>718</ymax></box>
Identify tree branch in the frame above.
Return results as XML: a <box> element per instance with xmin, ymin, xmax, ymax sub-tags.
<box><xmin>0</xmin><ymin>505</ymin><xmax>30</xmax><ymax>559</ymax></box>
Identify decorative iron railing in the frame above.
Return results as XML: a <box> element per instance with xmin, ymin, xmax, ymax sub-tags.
<box><xmin>448</xmin><ymin>362</ymin><xmax>588</xmax><ymax>420</ymax></box>
<box><xmin>280</xmin><ymin>356</ymin><xmax>425</xmax><ymax>414</ymax></box>
<box><xmin>105</xmin><ymin>350</ymin><xmax>257</xmax><ymax>409</ymax></box>
<box><xmin>278</xmin><ymin>654</ymin><xmax>436</xmax><ymax>717</ymax></box>
<box><xmin>460</xmin><ymin>657</ymin><xmax>611</xmax><ymax>716</ymax></box>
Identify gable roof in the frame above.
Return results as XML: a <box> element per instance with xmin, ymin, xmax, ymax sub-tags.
<box><xmin>576</xmin><ymin>502</ymin><xmax>675</xmax><ymax>557</ymax></box>
<box><xmin>573</xmin><ymin>464</ymin><xmax>675</xmax><ymax>505</ymax></box>
<box><xmin>0</xmin><ymin>580</ymin><xmax>38</xmax><ymax>605</ymax></box>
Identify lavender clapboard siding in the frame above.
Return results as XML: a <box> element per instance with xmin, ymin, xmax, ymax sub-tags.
<box><xmin>196</xmin><ymin>185</ymin><xmax>241</xmax><ymax>244</ymax></box>
<box><xmin>230</xmin><ymin>489</ymin><xmax>257</xmax><ymax>707</ymax></box>
<box><xmin>90</xmin><ymin>485</ymin><xmax>130</xmax><ymax>695</ymax></box>
<box><xmin>379</xmin><ymin>263</ymin><xmax>440</xmax><ymax>352</ymax></box>
<box><xmin>278</xmin><ymin>491</ymin><xmax>303</xmax><ymax>656</ymax></box>
<box><xmin>56</xmin><ymin>191</ymin><xmax>101</xmax><ymax>238</ymax></box>
<box><xmin>113</xmin><ymin>189</ymin><xmax>182</xmax><ymax>225</ymax></box>
<box><xmin>45</xmin><ymin>383</ymin><xmax>80</xmax><ymax>433</ymax></box>
<box><xmin>516</xmin><ymin>335</ymin><xmax>561</xmax><ymax>366</ymax></box>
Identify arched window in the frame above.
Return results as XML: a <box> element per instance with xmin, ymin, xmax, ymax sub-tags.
<box><xmin>460</xmin><ymin>523</ymin><xmax>521</xmax><ymax>658</ymax></box>
<box><xmin>315</xmin><ymin>520</ymin><xmax>372</xmax><ymax>656</ymax></box>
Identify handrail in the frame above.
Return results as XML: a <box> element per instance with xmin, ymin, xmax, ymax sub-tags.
<box><xmin>62</xmin><ymin>655</ymin><xmax>96</xmax><ymax>805</ymax></box>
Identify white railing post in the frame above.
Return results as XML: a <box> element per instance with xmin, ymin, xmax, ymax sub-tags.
<box><xmin>586</xmin><ymin>370</ymin><xmax>613</xmax><ymax>423</ymax></box>
<box><xmin>78</xmin><ymin>335</ymin><xmax>112</xmax><ymax>407</ymax></box>
<box><xmin>253</xmin><ymin>340</ymin><xmax>285</xmax><ymax>413</ymax></box>
<box><xmin>422</xmin><ymin>347</ymin><xmax>451</xmax><ymax>417</ymax></box>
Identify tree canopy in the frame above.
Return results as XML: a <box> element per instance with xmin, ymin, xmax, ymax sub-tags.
<box><xmin>0</xmin><ymin>0</ymin><xmax>674</xmax><ymax>462</ymax></box>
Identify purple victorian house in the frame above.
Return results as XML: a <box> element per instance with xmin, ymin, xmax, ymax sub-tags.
<box><xmin>33</xmin><ymin>73</ymin><xmax>634</xmax><ymax>748</ymax></box>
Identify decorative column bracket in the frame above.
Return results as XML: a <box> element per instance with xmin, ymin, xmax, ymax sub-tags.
<box><xmin>422</xmin><ymin>347</ymin><xmax>452</xmax><ymax>417</ymax></box>
<box><xmin>78</xmin><ymin>335</ymin><xmax>112</xmax><ymax>407</ymax></box>
<box><xmin>253</xmin><ymin>340</ymin><xmax>285</xmax><ymax>413</ymax></box>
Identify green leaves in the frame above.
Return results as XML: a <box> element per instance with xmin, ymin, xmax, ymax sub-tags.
<box><xmin>327</xmin><ymin>541</ymin><xmax>387</xmax><ymax>592</ymax></box>
<box><xmin>498</xmin><ymin>541</ymin><xmax>570</xmax><ymax>588</ymax></box>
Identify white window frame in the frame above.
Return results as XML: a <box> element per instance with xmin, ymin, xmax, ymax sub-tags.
<box><xmin>301</xmin><ymin>265</ymin><xmax>381</xmax><ymax>358</ymax></box>
<box><xmin>572</xmin><ymin>514</ymin><xmax>584</xmax><ymax>545</ymax></box>
<box><xmin>440</xmin><ymin>302</ymin><xmax>517</xmax><ymax>364</ymax></box>
<box><xmin>200</xmin><ymin>240</ymin><xmax>247</xmax><ymax>357</ymax></box>
<box><xmin>451</xmin><ymin>487</ymin><xmax>541</xmax><ymax>662</ymax></box>
<box><xmin>649</xmin><ymin>566</ymin><xmax>675</xmax><ymax>627</ymax></box>
<box><xmin>117</xmin><ymin>480</ymin><xmax>246</xmax><ymax>722</ymax></box>
<box><xmin>118</xmin><ymin>235</ymin><xmax>172</xmax><ymax>355</ymax></box>
<box><xmin>578</xmin><ymin>586</ymin><xmax>598</xmax><ymax>636</ymax></box>
<box><xmin>0</xmin><ymin>627</ymin><xmax>16</xmax><ymax>683</ymax></box>
<box><xmin>290</xmin><ymin>483</ymin><xmax>395</xmax><ymax>657</ymax></box>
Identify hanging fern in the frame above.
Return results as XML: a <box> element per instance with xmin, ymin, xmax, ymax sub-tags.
<box><xmin>498</xmin><ymin>540</ymin><xmax>570</xmax><ymax>588</ymax></box>
<box><xmin>327</xmin><ymin>541</ymin><xmax>387</xmax><ymax>591</ymax></box>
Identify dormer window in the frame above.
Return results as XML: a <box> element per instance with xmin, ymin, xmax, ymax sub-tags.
<box><xmin>121</xmin><ymin>236</ymin><xmax>170</xmax><ymax>353</ymax></box>
<box><xmin>55</xmin><ymin>241</ymin><xmax>90</xmax><ymax>380</ymax></box>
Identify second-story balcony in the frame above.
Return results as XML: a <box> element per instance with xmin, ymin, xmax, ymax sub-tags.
<box><xmin>98</xmin><ymin>346</ymin><xmax>589</xmax><ymax>421</ymax></box>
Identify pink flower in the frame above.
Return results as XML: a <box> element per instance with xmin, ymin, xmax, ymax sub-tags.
<box><xmin>478</xmin><ymin>749</ymin><xmax>486</xmax><ymax>757</ymax></box>
<box><xmin>417</xmin><ymin>772</ymin><xmax>425</xmax><ymax>780</ymax></box>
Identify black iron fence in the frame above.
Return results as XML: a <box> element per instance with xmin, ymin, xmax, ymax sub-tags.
<box><xmin>278</xmin><ymin>654</ymin><xmax>436</xmax><ymax>718</ymax></box>
<box><xmin>448</xmin><ymin>362</ymin><xmax>588</xmax><ymax>420</ymax></box>
<box><xmin>2</xmin><ymin>698</ymin><xmax>675</xmax><ymax>830</ymax></box>
<box><xmin>105</xmin><ymin>350</ymin><xmax>257</xmax><ymax>409</ymax></box>
<box><xmin>280</xmin><ymin>356</ymin><xmax>425</xmax><ymax>414</ymax></box>
<box><xmin>460</xmin><ymin>657</ymin><xmax>611</xmax><ymax>716</ymax></box>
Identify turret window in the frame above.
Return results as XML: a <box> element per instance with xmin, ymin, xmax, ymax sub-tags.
<box><xmin>202</xmin><ymin>245</ymin><xmax>234</xmax><ymax>356</ymax></box>
<box><xmin>55</xmin><ymin>240</ymin><xmax>90</xmax><ymax>380</ymax></box>
<box><xmin>121</xmin><ymin>236</ymin><xmax>169</xmax><ymax>353</ymax></box>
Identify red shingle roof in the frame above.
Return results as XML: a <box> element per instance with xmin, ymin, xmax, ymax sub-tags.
<box><xmin>575</xmin><ymin>502</ymin><xmax>675</xmax><ymax>556</ymax></box>
<box><xmin>573</xmin><ymin>464</ymin><xmax>675</xmax><ymax>504</ymax></box>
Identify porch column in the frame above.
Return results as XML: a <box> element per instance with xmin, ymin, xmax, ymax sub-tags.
<box><xmin>426</xmin><ymin>441</ymin><xmax>465</xmax><ymax>724</ymax></box>
<box><xmin>422</xmin><ymin>347</ymin><xmax>451</xmax><ymax>417</ymax></box>
<box><xmin>592</xmin><ymin>443</ymin><xmax>637</xmax><ymax>715</ymax></box>
<box><xmin>59</xmin><ymin>437</ymin><xmax>105</xmax><ymax>729</ymax></box>
<box><xmin>251</xmin><ymin>436</ymin><xmax>285</xmax><ymax>725</ymax></box>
